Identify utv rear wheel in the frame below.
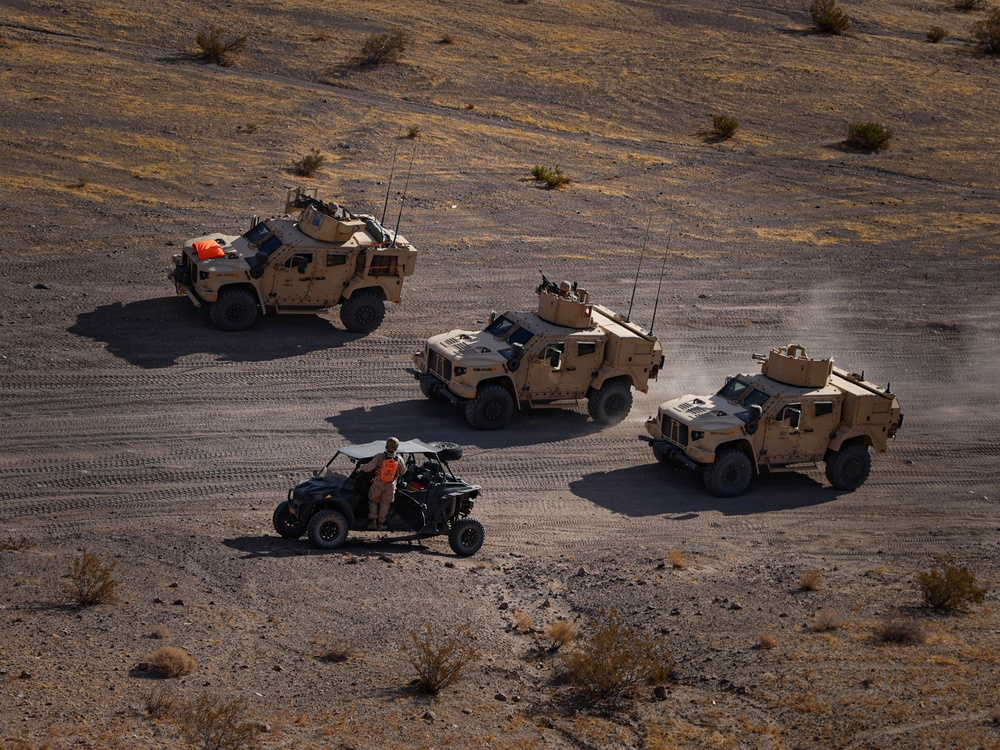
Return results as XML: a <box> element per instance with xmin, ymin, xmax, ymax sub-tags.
<box><xmin>703</xmin><ymin>448</ymin><xmax>753</xmax><ymax>497</ymax></box>
<box><xmin>307</xmin><ymin>509</ymin><xmax>350</xmax><ymax>550</ymax></box>
<box><xmin>465</xmin><ymin>384</ymin><xmax>514</xmax><ymax>430</ymax></box>
<box><xmin>339</xmin><ymin>290</ymin><xmax>385</xmax><ymax>334</ymax></box>
<box><xmin>825</xmin><ymin>444</ymin><xmax>871</xmax><ymax>490</ymax></box>
<box><xmin>449</xmin><ymin>518</ymin><xmax>485</xmax><ymax>556</ymax></box>
<box><xmin>272</xmin><ymin>501</ymin><xmax>306</xmax><ymax>539</ymax></box>
<box><xmin>210</xmin><ymin>288</ymin><xmax>258</xmax><ymax>332</ymax></box>
<box><xmin>587</xmin><ymin>379</ymin><xmax>633</xmax><ymax>425</ymax></box>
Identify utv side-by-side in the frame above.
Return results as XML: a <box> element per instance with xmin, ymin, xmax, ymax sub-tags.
<box><xmin>272</xmin><ymin>439</ymin><xmax>485</xmax><ymax>556</ymax></box>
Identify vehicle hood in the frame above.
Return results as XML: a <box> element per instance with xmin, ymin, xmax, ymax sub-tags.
<box><xmin>183</xmin><ymin>233</ymin><xmax>252</xmax><ymax>270</ymax></box>
<box><xmin>427</xmin><ymin>330</ymin><xmax>508</xmax><ymax>367</ymax></box>
<box><xmin>660</xmin><ymin>394</ymin><xmax>747</xmax><ymax>430</ymax></box>
<box><xmin>293</xmin><ymin>475</ymin><xmax>340</xmax><ymax>496</ymax></box>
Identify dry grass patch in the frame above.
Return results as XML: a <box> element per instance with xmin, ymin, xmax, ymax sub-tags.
<box><xmin>972</xmin><ymin>8</ymin><xmax>1000</xmax><ymax>54</ymax></box>
<box><xmin>875</xmin><ymin>617</ymin><xmax>926</xmax><ymax>645</ymax></box>
<box><xmin>195</xmin><ymin>25</ymin><xmax>248</xmax><ymax>67</ymax></box>
<box><xmin>799</xmin><ymin>569</ymin><xmax>824</xmax><ymax>591</ymax></box>
<box><xmin>846</xmin><ymin>121</ymin><xmax>894</xmax><ymax>152</ymax></box>
<box><xmin>759</xmin><ymin>633</ymin><xmax>778</xmax><ymax>650</ymax></box>
<box><xmin>315</xmin><ymin>640</ymin><xmax>355</xmax><ymax>663</ymax></box>
<box><xmin>916</xmin><ymin>555</ymin><xmax>988</xmax><ymax>611</ymax></box>
<box><xmin>145</xmin><ymin>687</ymin><xmax>176</xmax><ymax>719</ymax></box>
<box><xmin>1</xmin><ymin>536</ymin><xmax>31</xmax><ymax>551</ymax></box>
<box><xmin>513</xmin><ymin>610</ymin><xmax>535</xmax><ymax>634</ymax></box>
<box><xmin>293</xmin><ymin>149</ymin><xmax>326</xmax><ymax>177</ymax></box>
<box><xmin>353</xmin><ymin>28</ymin><xmax>412</xmax><ymax>66</ymax></box>
<box><xmin>173</xmin><ymin>693</ymin><xmax>262</xmax><ymax>750</ymax></box>
<box><xmin>926</xmin><ymin>25</ymin><xmax>950</xmax><ymax>42</ymax></box>
<box><xmin>149</xmin><ymin>625</ymin><xmax>173</xmax><ymax>639</ymax></box>
<box><xmin>407</xmin><ymin>625</ymin><xmax>478</xmax><ymax>695</ymax></box>
<box><xmin>544</xmin><ymin>619</ymin><xmax>578</xmax><ymax>651</ymax></box>
<box><xmin>666</xmin><ymin>549</ymin><xmax>688</xmax><ymax>569</ymax></box>
<box><xmin>810</xmin><ymin>0</ymin><xmax>851</xmax><ymax>34</ymax></box>
<box><xmin>66</xmin><ymin>550</ymin><xmax>119</xmax><ymax>606</ymax></box>
<box><xmin>809</xmin><ymin>609</ymin><xmax>846</xmax><ymax>632</ymax></box>
<box><xmin>711</xmin><ymin>114</ymin><xmax>739</xmax><ymax>141</ymax></box>
<box><xmin>143</xmin><ymin>646</ymin><xmax>198</xmax><ymax>678</ymax></box>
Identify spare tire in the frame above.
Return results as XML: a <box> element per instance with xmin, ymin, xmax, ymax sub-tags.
<box><xmin>427</xmin><ymin>441</ymin><xmax>463</xmax><ymax>462</ymax></box>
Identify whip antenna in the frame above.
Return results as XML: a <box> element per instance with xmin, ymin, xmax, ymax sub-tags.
<box><xmin>392</xmin><ymin>142</ymin><xmax>417</xmax><ymax>247</ymax></box>
<box><xmin>380</xmin><ymin>129</ymin><xmax>402</xmax><ymax>226</ymax></box>
<box><xmin>627</xmin><ymin>213</ymin><xmax>653</xmax><ymax>322</ymax></box>
<box><xmin>649</xmin><ymin>222</ymin><xmax>674</xmax><ymax>335</ymax></box>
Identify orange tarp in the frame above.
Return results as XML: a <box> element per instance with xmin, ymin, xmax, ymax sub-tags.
<box><xmin>193</xmin><ymin>240</ymin><xmax>225</xmax><ymax>260</ymax></box>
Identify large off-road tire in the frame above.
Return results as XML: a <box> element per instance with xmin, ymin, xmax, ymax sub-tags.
<box><xmin>339</xmin><ymin>290</ymin><xmax>385</xmax><ymax>334</ymax></box>
<box><xmin>307</xmin><ymin>509</ymin><xmax>350</xmax><ymax>550</ymax></box>
<box><xmin>825</xmin><ymin>444</ymin><xmax>871</xmax><ymax>490</ymax></box>
<box><xmin>428</xmin><ymin>441</ymin><xmax>463</xmax><ymax>462</ymax></box>
<box><xmin>587</xmin><ymin>379</ymin><xmax>633</xmax><ymax>425</ymax></box>
<box><xmin>419</xmin><ymin>377</ymin><xmax>443</xmax><ymax>401</ymax></box>
<box><xmin>465</xmin><ymin>384</ymin><xmax>514</xmax><ymax>430</ymax></box>
<box><xmin>449</xmin><ymin>518</ymin><xmax>485</xmax><ymax>556</ymax></box>
<box><xmin>210</xmin><ymin>287</ymin><xmax>259</xmax><ymax>332</ymax></box>
<box><xmin>272</xmin><ymin>501</ymin><xmax>306</xmax><ymax>539</ymax></box>
<box><xmin>703</xmin><ymin>448</ymin><xmax>753</xmax><ymax>498</ymax></box>
<box><xmin>652</xmin><ymin>442</ymin><xmax>672</xmax><ymax>465</ymax></box>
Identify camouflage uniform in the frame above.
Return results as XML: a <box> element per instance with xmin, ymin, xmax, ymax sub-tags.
<box><xmin>361</xmin><ymin>442</ymin><xmax>402</xmax><ymax>530</ymax></box>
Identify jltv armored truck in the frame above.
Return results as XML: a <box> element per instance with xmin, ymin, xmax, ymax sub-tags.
<box><xmin>169</xmin><ymin>187</ymin><xmax>417</xmax><ymax>333</ymax></box>
<box><xmin>641</xmin><ymin>344</ymin><xmax>902</xmax><ymax>497</ymax></box>
<box><xmin>413</xmin><ymin>277</ymin><xmax>664</xmax><ymax>430</ymax></box>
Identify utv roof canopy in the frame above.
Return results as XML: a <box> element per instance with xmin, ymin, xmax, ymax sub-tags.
<box><xmin>338</xmin><ymin>439</ymin><xmax>439</xmax><ymax>460</ymax></box>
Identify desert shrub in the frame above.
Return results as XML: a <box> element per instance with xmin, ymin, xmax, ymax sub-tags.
<box><xmin>316</xmin><ymin>640</ymin><xmax>354</xmax><ymax>663</ymax></box>
<box><xmin>1</xmin><ymin>536</ymin><xmax>31</xmax><ymax>551</ymax></box>
<box><xmin>544</xmin><ymin>620</ymin><xmax>578</xmax><ymax>651</ymax></box>
<box><xmin>530</xmin><ymin>164</ymin><xmax>571</xmax><ymax>189</ymax></box>
<box><xmin>846</xmin><ymin>121</ymin><xmax>894</xmax><ymax>151</ymax></box>
<box><xmin>407</xmin><ymin>625</ymin><xmax>478</xmax><ymax>695</ymax></box>
<box><xmin>875</xmin><ymin>617</ymin><xmax>926</xmax><ymax>645</ymax></box>
<box><xmin>312</xmin><ymin>31</ymin><xmax>333</xmax><ymax>42</ymax></box>
<box><xmin>711</xmin><ymin>114</ymin><xmax>739</xmax><ymax>140</ymax></box>
<box><xmin>174</xmin><ymin>693</ymin><xmax>261</xmax><ymax>750</ymax></box>
<box><xmin>67</xmin><ymin>550</ymin><xmax>119</xmax><ymax>606</ymax></box>
<box><xmin>144</xmin><ymin>646</ymin><xmax>198</xmax><ymax>678</ymax></box>
<box><xmin>513</xmin><ymin>610</ymin><xmax>535</xmax><ymax>634</ymax></box>
<box><xmin>195</xmin><ymin>25</ymin><xmax>247</xmax><ymax>67</ymax></box>
<box><xmin>149</xmin><ymin>625</ymin><xmax>174</xmax><ymax>639</ymax></box>
<box><xmin>954</xmin><ymin>0</ymin><xmax>987</xmax><ymax>10</ymax></box>
<box><xmin>926</xmin><ymin>25</ymin><xmax>950</xmax><ymax>42</ymax></box>
<box><xmin>810</xmin><ymin>0</ymin><xmax>851</xmax><ymax>34</ymax></box>
<box><xmin>666</xmin><ymin>549</ymin><xmax>688</xmax><ymax>569</ymax></box>
<box><xmin>799</xmin><ymin>569</ymin><xmax>824</xmax><ymax>591</ymax></box>
<box><xmin>916</xmin><ymin>556</ymin><xmax>988</xmax><ymax>611</ymax></box>
<box><xmin>437</xmin><ymin>34</ymin><xmax>455</xmax><ymax>44</ymax></box>
<box><xmin>406</xmin><ymin>125</ymin><xmax>421</xmax><ymax>139</ymax></box>
<box><xmin>759</xmin><ymin>633</ymin><xmax>778</xmax><ymax>649</ymax></box>
<box><xmin>145</xmin><ymin>687</ymin><xmax>176</xmax><ymax>719</ymax></box>
<box><xmin>294</xmin><ymin>149</ymin><xmax>326</xmax><ymax>177</ymax></box>
<box><xmin>561</xmin><ymin>610</ymin><xmax>674</xmax><ymax>706</ymax></box>
<box><xmin>354</xmin><ymin>28</ymin><xmax>412</xmax><ymax>66</ymax></box>
<box><xmin>809</xmin><ymin>609</ymin><xmax>846</xmax><ymax>632</ymax></box>
<box><xmin>242</xmin><ymin>122</ymin><xmax>259</xmax><ymax>134</ymax></box>
<box><xmin>971</xmin><ymin>8</ymin><xmax>1000</xmax><ymax>54</ymax></box>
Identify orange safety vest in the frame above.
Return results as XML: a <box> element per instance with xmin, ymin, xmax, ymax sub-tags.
<box><xmin>378</xmin><ymin>455</ymin><xmax>401</xmax><ymax>483</ymax></box>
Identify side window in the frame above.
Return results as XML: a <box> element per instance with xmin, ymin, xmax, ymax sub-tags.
<box><xmin>326</xmin><ymin>253</ymin><xmax>347</xmax><ymax>267</ymax></box>
<box><xmin>815</xmin><ymin>401</ymin><xmax>834</xmax><ymax>417</ymax></box>
<box><xmin>781</xmin><ymin>403</ymin><xmax>802</xmax><ymax>429</ymax></box>
<box><xmin>283</xmin><ymin>253</ymin><xmax>313</xmax><ymax>273</ymax></box>
<box><xmin>577</xmin><ymin>342</ymin><xmax>598</xmax><ymax>357</ymax></box>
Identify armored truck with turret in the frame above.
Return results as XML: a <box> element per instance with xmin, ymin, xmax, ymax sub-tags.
<box><xmin>169</xmin><ymin>187</ymin><xmax>418</xmax><ymax>333</ymax></box>
<box><xmin>413</xmin><ymin>277</ymin><xmax>664</xmax><ymax>430</ymax></box>
<box><xmin>641</xmin><ymin>344</ymin><xmax>903</xmax><ymax>497</ymax></box>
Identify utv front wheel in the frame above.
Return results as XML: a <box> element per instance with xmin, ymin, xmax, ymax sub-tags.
<box><xmin>339</xmin><ymin>290</ymin><xmax>385</xmax><ymax>334</ymax></box>
<box><xmin>449</xmin><ymin>518</ymin><xmax>485</xmax><ymax>556</ymax></box>
<box><xmin>272</xmin><ymin>501</ymin><xmax>306</xmax><ymax>539</ymax></box>
<box><xmin>825</xmin><ymin>444</ymin><xmax>871</xmax><ymax>490</ymax></box>
<box><xmin>465</xmin><ymin>384</ymin><xmax>514</xmax><ymax>430</ymax></box>
<box><xmin>703</xmin><ymin>448</ymin><xmax>753</xmax><ymax>497</ymax></box>
<box><xmin>210</xmin><ymin>288</ymin><xmax>259</xmax><ymax>332</ymax></box>
<box><xmin>307</xmin><ymin>509</ymin><xmax>350</xmax><ymax>550</ymax></box>
<box><xmin>587</xmin><ymin>379</ymin><xmax>633</xmax><ymax>425</ymax></box>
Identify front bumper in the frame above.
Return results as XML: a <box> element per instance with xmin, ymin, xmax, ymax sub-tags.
<box><xmin>638</xmin><ymin>435</ymin><xmax>699</xmax><ymax>470</ymax></box>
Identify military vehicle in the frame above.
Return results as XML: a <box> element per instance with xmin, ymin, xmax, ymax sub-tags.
<box><xmin>272</xmin><ymin>439</ymin><xmax>485</xmax><ymax>556</ymax></box>
<box><xmin>412</xmin><ymin>276</ymin><xmax>664</xmax><ymax>430</ymax></box>
<box><xmin>640</xmin><ymin>344</ymin><xmax>903</xmax><ymax>497</ymax></box>
<box><xmin>169</xmin><ymin>187</ymin><xmax>417</xmax><ymax>333</ymax></box>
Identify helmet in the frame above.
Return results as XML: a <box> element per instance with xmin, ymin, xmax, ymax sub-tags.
<box><xmin>385</xmin><ymin>437</ymin><xmax>400</xmax><ymax>452</ymax></box>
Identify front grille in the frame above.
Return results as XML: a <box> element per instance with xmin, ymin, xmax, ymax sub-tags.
<box><xmin>428</xmin><ymin>350</ymin><xmax>452</xmax><ymax>381</ymax></box>
<box><xmin>662</xmin><ymin>416</ymin><xmax>689</xmax><ymax>447</ymax></box>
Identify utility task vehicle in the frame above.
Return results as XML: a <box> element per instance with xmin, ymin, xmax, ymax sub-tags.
<box><xmin>169</xmin><ymin>187</ymin><xmax>417</xmax><ymax>333</ymax></box>
<box><xmin>413</xmin><ymin>277</ymin><xmax>664</xmax><ymax>430</ymax></box>
<box><xmin>641</xmin><ymin>344</ymin><xmax>902</xmax><ymax>497</ymax></box>
<box><xmin>272</xmin><ymin>439</ymin><xmax>485</xmax><ymax>556</ymax></box>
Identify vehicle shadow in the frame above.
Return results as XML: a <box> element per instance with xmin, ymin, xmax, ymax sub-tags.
<box><xmin>70</xmin><ymin>297</ymin><xmax>361</xmax><ymax>369</ymax></box>
<box><xmin>327</xmin><ymin>399</ymin><xmax>604</xmax><ymax>449</ymax></box>
<box><xmin>222</xmin><ymin>533</ymin><xmax>452</xmax><ymax>559</ymax></box>
<box><xmin>571</xmin><ymin>463</ymin><xmax>840</xmax><ymax>517</ymax></box>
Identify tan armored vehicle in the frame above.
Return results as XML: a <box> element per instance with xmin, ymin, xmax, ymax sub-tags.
<box><xmin>412</xmin><ymin>277</ymin><xmax>664</xmax><ymax>430</ymax></box>
<box><xmin>169</xmin><ymin>187</ymin><xmax>417</xmax><ymax>333</ymax></box>
<box><xmin>641</xmin><ymin>344</ymin><xmax>902</xmax><ymax>497</ymax></box>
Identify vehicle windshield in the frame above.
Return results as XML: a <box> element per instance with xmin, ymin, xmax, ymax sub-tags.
<box><xmin>484</xmin><ymin>316</ymin><xmax>536</xmax><ymax>347</ymax></box>
<box><xmin>743</xmin><ymin>389</ymin><xmax>771</xmax><ymax>409</ymax></box>
<box><xmin>717</xmin><ymin>377</ymin><xmax>750</xmax><ymax>401</ymax></box>
<box><xmin>484</xmin><ymin>315</ymin><xmax>516</xmax><ymax>338</ymax></box>
<box><xmin>244</xmin><ymin>222</ymin><xmax>270</xmax><ymax>244</ymax></box>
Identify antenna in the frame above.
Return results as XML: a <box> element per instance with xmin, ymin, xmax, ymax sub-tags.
<box><xmin>649</xmin><ymin>222</ymin><xmax>674</xmax><ymax>335</ymax></box>
<box><xmin>392</xmin><ymin>142</ymin><xmax>417</xmax><ymax>247</ymax></box>
<box><xmin>380</xmin><ymin>129</ymin><xmax>402</xmax><ymax>226</ymax></box>
<box><xmin>627</xmin><ymin>214</ymin><xmax>652</xmax><ymax>322</ymax></box>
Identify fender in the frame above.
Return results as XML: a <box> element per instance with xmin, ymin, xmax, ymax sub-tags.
<box><xmin>216</xmin><ymin>282</ymin><xmax>267</xmax><ymax>314</ymax></box>
<box><xmin>591</xmin><ymin>368</ymin><xmax>635</xmax><ymax>391</ymax></box>
<box><xmin>710</xmin><ymin>440</ymin><xmax>759</xmax><ymax>473</ymax></box>
<box><xmin>342</xmin><ymin>279</ymin><xmax>391</xmax><ymax>303</ymax></box>
<box><xmin>475</xmin><ymin>376</ymin><xmax>521</xmax><ymax>410</ymax></box>
<box><xmin>828</xmin><ymin>428</ymin><xmax>872</xmax><ymax>453</ymax></box>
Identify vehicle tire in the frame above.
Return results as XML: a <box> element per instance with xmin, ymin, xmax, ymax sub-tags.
<box><xmin>449</xmin><ymin>518</ymin><xmax>485</xmax><ymax>556</ymax></box>
<box><xmin>272</xmin><ymin>501</ymin><xmax>306</xmax><ymax>539</ymax></box>
<box><xmin>587</xmin><ymin>379</ymin><xmax>633</xmax><ymax>425</ymax></box>
<box><xmin>652</xmin><ymin>442</ymin><xmax>672</xmax><ymax>465</ymax></box>
<box><xmin>429</xmin><ymin>441</ymin><xmax>463</xmax><ymax>462</ymax></box>
<box><xmin>703</xmin><ymin>448</ymin><xmax>753</xmax><ymax>497</ymax></box>
<box><xmin>825</xmin><ymin>444</ymin><xmax>871</xmax><ymax>490</ymax></box>
<box><xmin>465</xmin><ymin>384</ymin><xmax>514</xmax><ymax>430</ymax></box>
<box><xmin>210</xmin><ymin>287</ymin><xmax>258</xmax><ymax>332</ymax></box>
<box><xmin>339</xmin><ymin>290</ymin><xmax>385</xmax><ymax>334</ymax></box>
<box><xmin>307</xmin><ymin>509</ymin><xmax>350</xmax><ymax>550</ymax></box>
<box><xmin>419</xmin><ymin>378</ymin><xmax>443</xmax><ymax>401</ymax></box>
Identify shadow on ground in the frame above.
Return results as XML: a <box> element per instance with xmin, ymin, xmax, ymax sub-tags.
<box><xmin>70</xmin><ymin>298</ymin><xmax>361</xmax><ymax>368</ymax></box>
<box><xmin>571</xmin><ymin>463</ymin><xmax>840</xmax><ymax>517</ymax></box>
<box><xmin>223</xmin><ymin>533</ymin><xmax>452</xmax><ymax>559</ymax></box>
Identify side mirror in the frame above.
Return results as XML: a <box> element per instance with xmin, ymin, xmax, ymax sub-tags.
<box><xmin>488</xmin><ymin>310</ymin><xmax>498</xmax><ymax>325</ymax></box>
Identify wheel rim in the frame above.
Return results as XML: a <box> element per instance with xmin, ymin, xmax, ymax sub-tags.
<box><xmin>355</xmin><ymin>305</ymin><xmax>376</xmax><ymax>325</ymax></box>
<box><xmin>604</xmin><ymin>394</ymin><xmax>625</xmax><ymax>415</ymax></box>
<box><xmin>227</xmin><ymin>304</ymin><xmax>247</xmax><ymax>323</ymax></box>
<box><xmin>843</xmin><ymin>456</ymin><xmax>864</xmax><ymax>482</ymax></box>
<box><xmin>482</xmin><ymin>398</ymin><xmax>504</xmax><ymax>422</ymax></box>
<box><xmin>319</xmin><ymin>520</ymin><xmax>342</xmax><ymax>541</ymax></box>
<box><xmin>459</xmin><ymin>526</ymin><xmax>480</xmax><ymax>549</ymax></box>
<box><xmin>722</xmin><ymin>465</ymin><xmax>746</xmax><ymax>488</ymax></box>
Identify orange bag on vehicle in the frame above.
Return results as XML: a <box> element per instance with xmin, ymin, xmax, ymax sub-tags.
<box><xmin>193</xmin><ymin>240</ymin><xmax>225</xmax><ymax>260</ymax></box>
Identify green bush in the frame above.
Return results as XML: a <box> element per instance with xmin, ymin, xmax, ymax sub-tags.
<box><xmin>195</xmin><ymin>25</ymin><xmax>247</xmax><ymax>67</ymax></box>
<box><xmin>67</xmin><ymin>550</ymin><xmax>119</xmax><ymax>606</ymax></box>
<box><xmin>294</xmin><ymin>149</ymin><xmax>326</xmax><ymax>177</ymax></box>
<box><xmin>916</xmin><ymin>556</ymin><xmax>988</xmax><ymax>611</ymax></box>
<box><xmin>972</xmin><ymin>8</ymin><xmax>1000</xmax><ymax>54</ymax></box>
<box><xmin>711</xmin><ymin>114</ymin><xmax>739</xmax><ymax>140</ymax></box>
<box><xmin>846</xmin><ymin>121</ymin><xmax>894</xmax><ymax>151</ymax></box>
<box><xmin>354</xmin><ymin>28</ymin><xmax>412</xmax><ymax>66</ymax></box>
<box><xmin>926</xmin><ymin>25</ymin><xmax>950</xmax><ymax>42</ymax></box>
<box><xmin>810</xmin><ymin>0</ymin><xmax>851</xmax><ymax>34</ymax></box>
<box><xmin>561</xmin><ymin>610</ymin><xmax>674</xmax><ymax>706</ymax></box>
<box><xmin>407</xmin><ymin>625</ymin><xmax>478</xmax><ymax>695</ymax></box>
<box><xmin>530</xmin><ymin>164</ymin><xmax>571</xmax><ymax>189</ymax></box>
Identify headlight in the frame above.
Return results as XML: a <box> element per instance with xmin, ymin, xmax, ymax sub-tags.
<box><xmin>691</xmin><ymin>431</ymin><xmax>705</xmax><ymax>441</ymax></box>
<box><xmin>454</xmin><ymin>366</ymin><xmax>467</xmax><ymax>376</ymax></box>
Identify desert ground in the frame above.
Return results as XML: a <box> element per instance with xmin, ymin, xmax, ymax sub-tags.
<box><xmin>1</xmin><ymin>0</ymin><xmax>999</xmax><ymax>747</ymax></box>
